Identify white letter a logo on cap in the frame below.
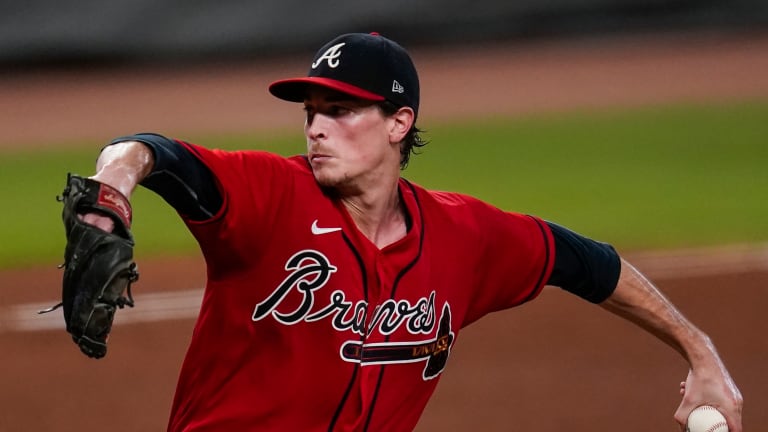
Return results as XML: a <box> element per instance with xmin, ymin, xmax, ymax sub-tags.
<box><xmin>312</xmin><ymin>42</ymin><xmax>346</xmax><ymax>69</ymax></box>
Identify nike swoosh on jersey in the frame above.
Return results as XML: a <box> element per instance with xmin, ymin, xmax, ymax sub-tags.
<box><xmin>311</xmin><ymin>219</ymin><xmax>342</xmax><ymax>235</ymax></box>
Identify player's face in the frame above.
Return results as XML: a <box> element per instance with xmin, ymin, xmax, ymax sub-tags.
<box><xmin>303</xmin><ymin>87</ymin><xmax>400</xmax><ymax>191</ymax></box>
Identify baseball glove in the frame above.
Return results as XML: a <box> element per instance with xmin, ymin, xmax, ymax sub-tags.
<box><xmin>40</xmin><ymin>174</ymin><xmax>139</xmax><ymax>358</ymax></box>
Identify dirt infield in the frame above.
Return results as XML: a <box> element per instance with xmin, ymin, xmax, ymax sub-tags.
<box><xmin>1</xmin><ymin>31</ymin><xmax>767</xmax><ymax>431</ymax></box>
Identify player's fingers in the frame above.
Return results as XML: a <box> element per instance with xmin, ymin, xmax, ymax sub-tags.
<box><xmin>674</xmin><ymin>411</ymin><xmax>687</xmax><ymax>432</ymax></box>
<box><xmin>680</xmin><ymin>381</ymin><xmax>686</xmax><ymax>395</ymax></box>
<box><xmin>673</xmin><ymin>408</ymin><xmax>687</xmax><ymax>430</ymax></box>
<box><xmin>80</xmin><ymin>212</ymin><xmax>115</xmax><ymax>232</ymax></box>
<box><xmin>673</xmin><ymin>401</ymin><xmax>688</xmax><ymax>427</ymax></box>
<box><xmin>724</xmin><ymin>400</ymin><xmax>744</xmax><ymax>432</ymax></box>
<box><xmin>673</xmin><ymin>395</ymin><xmax>696</xmax><ymax>430</ymax></box>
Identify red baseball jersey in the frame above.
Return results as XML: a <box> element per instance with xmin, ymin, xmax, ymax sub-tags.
<box><xmin>167</xmin><ymin>142</ymin><xmax>554</xmax><ymax>431</ymax></box>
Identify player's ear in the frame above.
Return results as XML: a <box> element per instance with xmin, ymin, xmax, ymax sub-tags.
<box><xmin>388</xmin><ymin>107</ymin><xmax>415</xmax><ymax>144</ymax></box>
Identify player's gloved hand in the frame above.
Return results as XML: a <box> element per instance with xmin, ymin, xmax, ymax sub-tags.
<box><xmin>674</xmin><ymin>366</ymin><xmax>743</xmax><ymax>432</ymax></box>
<box><xmin>39</xmin><ymin>174</ymin><xmax>139</xmax><ymax>359</ymax></box>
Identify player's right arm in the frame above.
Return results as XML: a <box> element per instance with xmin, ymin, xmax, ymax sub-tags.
<box><xmin>543</xmin><ymin>223</ymin><xmax>742</xmax><ymax>430</ymax></box>
<box><xmin>82</xmin><ymin>140</ymin><xmax>154</xmax><ymax>232</ymax></box>
<box><xmin>83</xmin><ymin>133</ymin><xmax>221</xmax><ymax>231</ymax></box>
<box><xmin>600</xmin><ymin>260</ymin><xmax>743</xmax><ymax>431</ymax></box>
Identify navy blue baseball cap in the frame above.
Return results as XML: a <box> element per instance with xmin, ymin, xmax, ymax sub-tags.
<box><xmin>269</xmin><ymin>32</ymin><xmax>420</xmax><ymax>117</ymax></box>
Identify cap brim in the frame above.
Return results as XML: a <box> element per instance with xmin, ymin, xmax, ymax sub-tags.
<box><xmin>269</xmin><ymin>77</ymin><xmax>386</xmax><ymax>103</ymax></box>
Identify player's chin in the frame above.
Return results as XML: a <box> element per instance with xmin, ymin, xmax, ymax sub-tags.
<box><xmin>312</xmin><ymin>169</ymin><xmax>354</xmax><ymax>191</ymax></box>
<box><xmin>312</xmin><ymin>169</ymin><xmax>341</xmax><ymax>189</ymax></box>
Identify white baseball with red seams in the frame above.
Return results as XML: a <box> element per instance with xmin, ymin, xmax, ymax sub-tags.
<box><xmin>686</xmin><ymin>405</ymin><xmax>729</xmax><ymax>432</ymax></box>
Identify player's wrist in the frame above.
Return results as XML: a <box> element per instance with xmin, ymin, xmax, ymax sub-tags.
<box><xmin>682</xmin><ymin>332</ymin><xmax>723</xmax><ymax>369</ymax></box>
<box><xmin>93</xmin><ymin>140</ymin><xmax>155</xmax><ymax>197</ymax></box>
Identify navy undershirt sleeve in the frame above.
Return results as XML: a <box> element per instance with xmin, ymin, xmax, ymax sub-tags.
<box><xmin>108</xmin><ymin>133</ymin><xmax>222</xmax><ymax>220</ymax></box>
<box><xmin>545</xmin><ymin>221</ymin><xmax>621</xmax><ymax>303</ymax></box>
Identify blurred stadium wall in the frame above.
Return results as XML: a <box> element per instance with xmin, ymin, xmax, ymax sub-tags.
<box><xmin>1</xmin><ymin>0</ymin><xmax>767</xmax><ymax>67</ymax></box>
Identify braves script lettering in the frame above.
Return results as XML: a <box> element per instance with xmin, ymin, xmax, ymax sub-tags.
<box><xmin>306</xmin><ymin>290</ymin><xmax>436</xmax><ymax>336</ymax></box>
<box><xmin>252</xmin><ymin>250</ymin><xmax>338</xmax><ymax>324</ymax></box>
<box><xmin>367</xmin><ymin>293</ymin><xmax>435</xmax><ymax>335</ymax></box>
<box><xmin>253</xmin><ymin>249</ymin><xmax>454</xmax><ymax>379</ymax></box>
<box><xmin>253</xmin><ymin>249</ymin><xmax>437</xmax><ymax>336</ymax></box>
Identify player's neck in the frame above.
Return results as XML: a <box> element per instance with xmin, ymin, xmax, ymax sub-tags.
<box><xmin>341</xmin><ymin>180</ymin><xmax>407</xmax><ymax>249</ymax></box>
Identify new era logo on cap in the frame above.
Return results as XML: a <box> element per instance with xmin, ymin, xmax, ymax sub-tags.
<box><xmin>269</xmin><ymin>32</ymin><xmax>420</xmax><ymax>117</ymax></box>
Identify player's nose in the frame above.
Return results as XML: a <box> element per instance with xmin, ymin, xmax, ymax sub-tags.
<box><xmin>305</xmin><ymin>113</ymin><xmax>329</xmax><ymax>141</ymax></box>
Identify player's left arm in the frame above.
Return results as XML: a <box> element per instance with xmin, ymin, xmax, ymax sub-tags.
<box><xmin>600</xmin><ymin>259</ymin><xmax>743</xmax><ymax>431</ymax></box>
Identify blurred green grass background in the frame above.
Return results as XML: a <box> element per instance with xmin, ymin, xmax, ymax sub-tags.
<box><xmin>2</xmin><ymin>101</ymin><xmax>766</xmax><ymax>269</ymax></box>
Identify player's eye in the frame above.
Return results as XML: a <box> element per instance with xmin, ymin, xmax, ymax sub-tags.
<box><xmin>303</xmin><ymin>103</ymin><xmax>351</xmax><ymax>122</ymax></box>
<box><xmin>303</xmin><ymin>106</ymin><xmax>316</xmax><ymax>123</ymax></box>
<box><xmin>327</xmin><ymin>105</ymin><xmax>350</xmax><ymax>117</ymax></box>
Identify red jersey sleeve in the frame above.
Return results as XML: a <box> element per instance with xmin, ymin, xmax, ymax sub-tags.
<box><xmin>457</xmin><ymin>196</ymin><xmax>555</xmax><ymax>327</ymax></box>
<box><xmin>175</xmin><ymin>142</ymin><xmax>309</xmax><ymax>275</ymax></box>
<box><xmin>178</xmin><ymin>142</ymin><xmax>296</xmax><ymax>222</ymax></box>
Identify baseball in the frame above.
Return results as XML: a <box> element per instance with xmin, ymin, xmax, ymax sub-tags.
<box><xmin>686</xmin><ymin>405</ymin><xmax>729</xmax><ymax>432</ymax></box>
